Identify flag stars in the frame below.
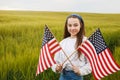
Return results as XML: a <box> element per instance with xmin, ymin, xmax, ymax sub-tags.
<box><xmin>42</xmin><ymin>26</ymin><xmax>54</xmax><ymax>47</ymax></box>
<box><xmin>88</xmin><ymin>29</ymin><xmax>107</xmax><ymax>54</ymax></box>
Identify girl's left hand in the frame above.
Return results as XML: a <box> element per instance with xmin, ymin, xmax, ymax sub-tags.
<box><xmin>72</xmin><ymin>65</ymin><xmax>80</xmax><ymax>75</ymax></box>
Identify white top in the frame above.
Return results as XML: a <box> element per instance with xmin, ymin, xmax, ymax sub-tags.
<box><xmin>51</xmin><ymin>36</ymin><xmax>92</xmax><ymax>76</ymax></box>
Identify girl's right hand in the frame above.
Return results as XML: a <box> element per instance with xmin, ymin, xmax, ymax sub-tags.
<box><xmin>56</xmin><ymin>64</ymin><xmax>63</xmax><ymax>72</ymax></box>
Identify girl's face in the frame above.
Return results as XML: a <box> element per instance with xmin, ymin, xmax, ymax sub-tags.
<box><xmin>67</xmin><ymin>18</ymin><xmax>81</xmax><ymax>38</ymax></box>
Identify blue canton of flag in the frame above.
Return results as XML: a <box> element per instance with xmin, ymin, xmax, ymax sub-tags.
<box><xmin>88</xmin><ymin>29</ymin><xmax>107</xmax><ymax>54</ymax></box>
<box><xmin>42</xmin><ymin>26</ymin><xmax>54</xmax><ymax>47</ymax></box>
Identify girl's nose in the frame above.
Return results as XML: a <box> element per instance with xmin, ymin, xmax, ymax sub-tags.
<box><xmin>71</xmin><ymin>26</ymin><xmax>75</xmax><ymax>29</ymax></box>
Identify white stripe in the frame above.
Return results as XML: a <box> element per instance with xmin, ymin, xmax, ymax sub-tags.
<box><xmin>99</xmin><ymin>53</ymin><xmax>112</xmax><ymax>74</ymax></box>
<box><xmin>43</xmin><ymin>46</ymin><xmax>50</xmax><ymax>68</ymax></box>
<box><xmin>80</xmin><ymin>42</ymin><xmax>100</xmax><ymax>80</ymax></box>
<box><xmin>80</xmin><ymin>46</ymin><xmax>100</xmax><ymax>79</ymax></box>
<box><xmin>48</xmin><ymin>38</ymin><xmax>56</xmax><ymax>45</ymax></box>
<box><xmin>87</xmin><ymin>41</ymin><xmax>108</xmax><ymax>76</ymax></box>
<box><xmin>84</xmin><ymin>42</ymin><xmax>108</xmax><ymax>77</ymax></box>
<box><xmin>42</xmin><ymin>46</ymin><xmax>47</xmax><ymax>70</ymax></box>
<box><xmin>105</xmin><ymin>49</ymin><xmax>120</xmax><ymax>70</ymax></box>
<box><xmin>45</xmin><ymin>44</ymin><xmax>55</xmax><ymax>66</ymax></box>
<box><xmin>48</xmin><ymin>38</ymin><xmax>61</xmax><ymax>53</ymax></box>
<box><xmin>50</xmin><ymin>46</ymin><xmax>60</xmax><ymax>53</ymax></box>
<box><xmin>87</xmin><ymin>41</ymin><xmax>104</xmax><ymax>78</ymax></box>
<box><xmin>102</xmin><ymin>50</ymin><xmax>116</xmax><ymax>73</ymax></box>
<box><xmin>49</xmin><ymin>40</ymin><xmax>57</xmax><ymax>49</ymax></box>
<box><xmin>40</xmin><ymin>49</ymin><xmax>44</xmax><ymax>72</ymax></box>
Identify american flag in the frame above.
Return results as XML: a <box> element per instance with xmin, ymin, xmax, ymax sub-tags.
<box><xmin>36</xmin><ymin>25</ymin><xmax>61</xmax><ymax>75</ymax></box>
<box><xmin>78</xmin><ymin>28</ymin><xmax>120</xmax><ymax>80</ymax></box>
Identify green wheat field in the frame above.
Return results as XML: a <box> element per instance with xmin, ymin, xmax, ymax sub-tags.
<box><xmin>0</xmin><ymin>10</ymin><xmax>120</xmax><ymax>80</ymax></box>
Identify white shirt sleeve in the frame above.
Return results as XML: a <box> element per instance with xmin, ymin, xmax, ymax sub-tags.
<box><xmin>79</xmin><ymin>56</ymin><xmax>92</xmax><ymax>76</ymax></box>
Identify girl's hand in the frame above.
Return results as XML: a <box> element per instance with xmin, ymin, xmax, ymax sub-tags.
<box><xmin>72</xmin><ymin>65</ymin><xmax>80</xmax><ymax>75</ymax></box>
<box><xmin>56</xmin><ymin>64</ymin><xmax>62</xmax><ymax>72</ymax></box>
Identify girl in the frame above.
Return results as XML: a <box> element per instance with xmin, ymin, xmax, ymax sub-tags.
<box><xmin>52</xmin><ymin>14</ymin><xmax>92</xmax><ymax>80</ymax></box>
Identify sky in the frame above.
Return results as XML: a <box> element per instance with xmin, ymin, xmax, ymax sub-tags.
<box><xmin>0</xmin><ymin>0</ymin><xmax>120</xmax><ymax>13</ymax></box>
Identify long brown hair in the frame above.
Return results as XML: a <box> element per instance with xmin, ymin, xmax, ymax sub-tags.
<box><xmin>63</xmin><ymin>14</ymin><xmax>85</xmax><ymax>57</ymax></box>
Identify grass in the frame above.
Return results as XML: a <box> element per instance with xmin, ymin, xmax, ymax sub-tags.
<box><xmin>0</xmin><ymin>10</ymin><xmax>120</xmax><ymax>80</ymax></box>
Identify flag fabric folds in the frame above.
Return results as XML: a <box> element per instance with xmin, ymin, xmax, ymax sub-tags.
<box><xmin>36</xmin><ymin>25</ymin><xmax>61</xmax><ymax>75</ymax></box>
<box><xmin>78</xmin><ymin>28</ymin><xmax>120</xmax><ymax>80</ymax></box>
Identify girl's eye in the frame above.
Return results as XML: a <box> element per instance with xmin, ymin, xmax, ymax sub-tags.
<box><xmin>73</xmin><ymin>23</ymin><xmax>79</xmax><ymax>27</ymax></box>
<box><xmin>68</xmin><ymin>24</ymin><xmax>72</xmax><ymax>27</ymax></box>
<box><xmin>67</xmin><ymin>23</ymin><xmax>79</xmax><ymax>27</ymax></box>
<box><xmin>74</xmin><ymin>24</ymin><xmax>78</xmax><ymax>27</ymax></box>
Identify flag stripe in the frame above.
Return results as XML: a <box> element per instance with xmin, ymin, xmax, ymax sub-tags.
<box><xmin>98</xmin><ymin>54</ymin><xmax>109</xmax><ymax>76</ymax></box>
<box><xmin>40</xmin><ymin>50</ymin><xmax>44</xmax><ymax>72</ymax></box>
<box><xmin>48</xmin><ymin>38</ymin><xmax>57</xmax><ymax>46</ymax></box>
<box><xmin>89</xmin><ymin>42</ymin><xmax>106</xmax><ymax>78</ymax></box>
<box><xmin>103</xmin><ymin>49</ymin><xmax>117</xmax><ymax>73</ymax></box>
<box><xmin>103</xmin><ymin>50</ymin><xmax>117</xmax><ymax>73</ymax></box>
<box><xmin>43</xmin><ymin>46</ymin><xmax>50</xmax><ymax>68</ymax></box>
<box><xmin>84</xmin><ymin>41</ymin><xmax>104</xmax><ymax>79</ymax></box>
<box><xmin>45</xmin><ymin>44</ymin><xmax>55</xmax><ymax>66</ymax></box>
<box><xmin>87</xmin><ymin>40</ymin><xmax>104</xmax><ymax>78</ymax></box>
<box><xmin>48</xmin><ymin>45</ymin><xmax>56</xmax><ymax>64</ymax></box>
<box><xmin>99</xmin><ymin>53</ymin><xmax>112</xmax><ymax>74</ymax></box>
<box><xmin>79</xmin><ymin>45</ymin><xmax>100</xmax><ymax>80</ymax></box>
<box><xmin>107</xmin><ymin>49</ymin><xmax>120</xmax><ymax>69</ymax></box>
<box><xmin>80</xmin><ymin>41</ymin><xmax>101</xmax><ymax>79</ymax></box>
<box><xmin>107</xmin><ymin>49</ymin><xmax>120</xmax><ymax>71</ymax></box>
<box><xmin>105</xmin><ymin>49</ymin><xmax>120</xmax><ymax>70</ymax></box>
<box><xmin>41</xmin><ymin>47</ymin><xmax>47</xmax><ymax>70</ymax></box>
<box><xmin>101</xmin><ymin>51</ymin><xmax>113</xmax><ymax>74</ymax></box>
<box><xmin>43</xmin><ymin>46</ymin><xmax>49</xmax><ymax>69</ymax></box>
<box><xmin>48</xmin><ymin>38</ymin><xmax>61</xmax><ymax>55</ymax></box>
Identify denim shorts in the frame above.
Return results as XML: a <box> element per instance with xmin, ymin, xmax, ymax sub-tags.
<box><xmin>59</xmin><ymin>69</ymin><xmax>83</xmax><ymax>80</ymax></box>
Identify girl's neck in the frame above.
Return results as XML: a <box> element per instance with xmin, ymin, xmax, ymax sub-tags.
<box><xmin>70</xmin><ymin>36</ymin><xmax>76</xmax><ymax>38</ymax></box>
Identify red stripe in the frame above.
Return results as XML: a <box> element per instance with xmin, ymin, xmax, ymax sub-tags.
<box><xmin>47</xmin><ymin>44</ymin><xmax>56</xmax><ymax>65</ymax></box>
<box><xmin>81</xmin><ymin>44</ymin><xmax>98</xmax><ymax>76</ymax></box>
<box><xmin>100</xmin><ymin>52</ymin><xmax>113</xmax><ymax>74</ymax></box>
<box><xmin>50</xmin><ymin>52</ymin><xmax>56</xmax><ymax>64</ymax></box>
<box><xmin>48</xmin><ymin>38</ymin><xmax>57</xmax><ymax>46</ymax></box>
<box><xmin>46</xmin><ymin>44</ymin><xmax>54</xmax><ymax>66</ymax></box>
<box><xmin>85</xmin><ymin>41</ymin><xmax>102</xmax><ymax>79</ymax></box>
<box><xmin>48</xmin><ymin>39</ymin><xmax>61</xmax><ymax>55</ymax></box>
<box><xmin>98</xmin><ymin>54</ymin><xmax>109</xmax><ymax>76</ymax></box>
<box><xmin>48</xmin><ymin>46</ymin><xmax>56</xmax><ymax>64</ymax></box>
<box><xmin>104</xmin><ymin>49</ymin><xmax>117</xmax><ymax>72</ymax></box>
<box><xmin>51</xmin><ymin>48</ymin><xmax>61</xmax><ymax>55</ymax></box>
<box><xmin>44</xmin><ymin>45</ymin><xmax>52</xmax><ymax>67</ymax></box>
<box><xmin>107</xmin><ymin>49</ymin><xmax>120</xmax><ymax>69</ymax></box>
<box><xmin>40</xmin><ymin>49</ymin><xmax>44</xmax><ymax>72</ymax></box>
<box><xmin>49</xmin><ymin>43</ymin><xmax>59</xmax><ymax>51</ymax></box>
<box><xmin>78</xmin><ymin>46</ymin><xmax>98</xmax><ymax>80</ymax></box>
<box><xmin>43</xmin><ymin>46</ymin><xmax>49</xmax><ymax>69</ymax></box>
<box><xmin>42</xmin><ymin>47</ymin><xmax>47</xmax><ymax>71</ymax></box>
<box><xmin>79</xmin><ymin>41</ymin><xmax>101</xmax><ymax>80</ymax></box>
<box><xmin>79</xmin><ymin>45</ymin><xmax>98</xmax><ymax>80</ymax></box>
<box><xmin>44</xmin><ymin>46</ymin><xmax>48</xmax><ymax>68</ymax></box>
<box><xmin>105</xmin><ymin>48</ymin><xmax>119</xmax><ymax>72</ymax></box>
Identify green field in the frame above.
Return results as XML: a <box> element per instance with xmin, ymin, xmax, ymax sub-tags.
<box><xmin>0</xmin><ymin>10</ymin><xmax>120</xmax><ymax>80</ymax></box>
